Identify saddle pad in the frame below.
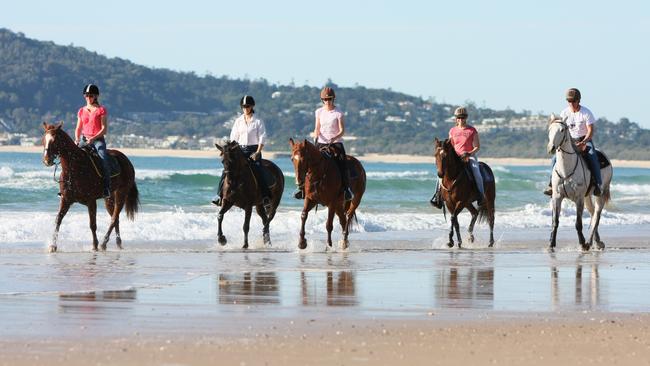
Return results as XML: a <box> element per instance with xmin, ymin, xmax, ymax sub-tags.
<box><xmin>479</xmin><ymin>162</ymin><xmax>494</xmax><ymax>183</ymax></box>
<box><xmin>84</xmin><ymin>147</ymin><xmax>121</xmax><ymax>178</ymax></box>
<box><xmin>596</xmin><ymin>150</ymin><xmax>611</xmax><ymax>169</ymax></box>
<box><xmin>259</xmin><ymin>161</ymin><xmax>277</xmax><ymax>188</ymax></box>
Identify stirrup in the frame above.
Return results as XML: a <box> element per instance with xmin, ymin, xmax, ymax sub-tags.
<box><xmin>293</xmin><ymin>188</ymin><xmax>304</xmax><ymax>199</ymax></box>
<box><xmin>543</xmin><ymin>185</ymin><xmax>553</xmax><ymax>196</ymax></box>
<box><xmin>593</xmin><ymin>184</ymin><xmax>603</xmax><ymax>197</ymax></box>
<box><xmin>103</xmin><ymin>188</ymin><xmax>111</xmax><ymax>199</ymax></box>
<box><xmin>344</xmin><ymin>188</ymin><xmax>354</xmax><ymax>201</ymax></box>
<box><xmin>211</xmin><ymin>196</ymin><xmax>222</xmax><ymax>206</ymax></box>
<box><xmin>429</xmin><ymin>195</ymin><xmax>443</xmax><ymax>209</ymax></box>
<box><xmin>262</xmin><ymin>197</ymin><xmax>272</xmax><ymax>212</ymax></box>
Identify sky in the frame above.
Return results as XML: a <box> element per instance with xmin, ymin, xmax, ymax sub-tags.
<box><xmin>2</xmin><ymin>0</ymin><xmax>649</xmax><ymax>127</ymax></box>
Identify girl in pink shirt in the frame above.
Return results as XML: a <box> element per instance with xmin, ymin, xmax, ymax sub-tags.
<box><xmin>294</xmin><ymin>87</ymin><xmax>353</xmax><ymax>201</ymax></box>
<box><xmin>74</xmin><ymin>84</ymin><xmax>111</xmax><ymax>198</ymax></box>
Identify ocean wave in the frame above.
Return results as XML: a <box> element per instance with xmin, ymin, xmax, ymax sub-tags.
<box><xmin>2</xmin><ymin>205</ymin><xmax>649</xmax><ymax>247</ymax></box>
<box><xmin>136</xmin><ymin>168</ymin><xmax>221</xmax><ymax>180</ymax></box>
<box><xmin>610</xmin><ymin>183</ymin><xmax>650</xmax><ymax>195</ymax></box>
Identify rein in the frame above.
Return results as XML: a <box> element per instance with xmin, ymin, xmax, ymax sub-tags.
<box><xmin>550</xmin><ymin>120</ymin><xmax>583</xmax><ymax>194</ymax></box>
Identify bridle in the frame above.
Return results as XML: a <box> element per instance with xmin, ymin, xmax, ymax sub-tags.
<box><xmin>549</xmin><ymin>119</ymin><xmax>585</xmax><ymax>194</ymax></box>
<box><xmin>435</xmin><ymin>142</ymin><xmax>464</xmax><ymax>192</ymax></box>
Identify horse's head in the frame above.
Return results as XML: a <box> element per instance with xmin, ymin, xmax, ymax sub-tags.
<box><xmin>42</xmin><ymin>122</ymin><xmax>65</xmax><ymax>166</ymax></box>
<box><xmin>547</xmin><ymin>113</ymin><xmax>570</xmax><ymax>155</ymax></box>
<box><xmin>215</xmin><ymin>141</ymin><xmax>249</xmax><ymax>198</ymax></box>
<box><xmin>289</xmin><ymin>138</ymin><xmax>318</xmax><ymax>188</ymax></box>
<box><xmin>433</xmin><ymin>137</ymin><xmax>457</xmax><ymax>178</ymax></box>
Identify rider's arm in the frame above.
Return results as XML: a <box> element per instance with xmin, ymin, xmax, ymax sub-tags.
<box><xmin>74</xmin><ymin>117</ymin><xmax>82</xmax><ymax>144</ymax></box>
<box><xmin>313</xmin><ymin>115</ymin><xmax>321</xmax><ymax>143</ymax></box>
<box><xmin>583</xmin><ymin>124</ymin><xmax>594</xmax><ymax>143</ymax></box>
<box><xmin>331</xmin><ymin>114</ymin><xmax>345</xmax><ymax>142</ymax></box>
<box><xmin>470</xmin><ymin>132</ymin><xmax>481</xmax><ymax>155</ymax></box>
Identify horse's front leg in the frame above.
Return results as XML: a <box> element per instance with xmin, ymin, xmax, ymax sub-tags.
<box><xmin>217</xmin><ymin>201</ymin><xmax>234</xmax><ymax>246</ymax></box>
<box><xmin>51</xmin><ymin>199</ymin><xmax>72</xmax><ymax>252</ymax></box>
<box><xmin>87</xmin><ymin>200</ymin><xmax>99</xmax><ymax>251</ymax></box>
<box><xmin>255</xmin><ymin>204</ymin><xmax>271</xmax><ymax>246</ymax></box>
<box><xmin>549</xmin><ymin>197</ymin><xmax>562</xmax><ymax>250</ymax></box>
<box><xmin>447</xmin><ymin>214</ymin><xmax>455</xmax><ymax>248</ymax></box>
<box><xmin>336</xmin><ymin>206</ymin><xmax>349</xmax><ymax>250</ymax></box>
<box><xmin>325</xmin><ymin>206</ymin><xmax>336</xmax><ymax>248</ymax></box>
<box><xmin>242</xmin><ymin>206</ymin><xmax>253</xmax><ymax>249</ymax></box>
<box><xmin>299</xmin><ymin>200</ymin><xmax>317</xmax><ymax>250</ymax></box>
<box><xmin>587</xmin><ymin>197</ymin><xmax>605</xmax><ymax>250</ymax></box>
<box><xmin>575</xmin><ymin>199</ymin><xmax>587</xmax><ymax>250</ymax></box>
<box><xmin>466</xmin><ymin>204</ymin><xmax>479</xmax><ymax>243</ymax></box>
<box><xmin>453</xmin><ymin>214</ymin><xmax>462</xmax><ymax>248</ymax></box>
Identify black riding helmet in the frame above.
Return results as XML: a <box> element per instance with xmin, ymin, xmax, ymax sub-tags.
<box><xmin>240</xmin><ymin>95</ymin><xmax>255</xmax><ymax>107</ymax></box>
<box><xmin>83</xmin><ymin>84</ymin><xmax>100</xmax><ymax>95</ymax></box>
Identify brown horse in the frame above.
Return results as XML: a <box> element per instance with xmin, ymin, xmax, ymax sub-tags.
<box><xmin>289</xmin><ymin>139</ymin><xmax>366</xmax><ymax>250</ymax></box>
<box><xmin>434</xmin><ymin>138</ymin><xmax>495</xmax><ymax>248</ymax></box>
<box><xmin>214</xmin><ymin>141</ymin><xmax>284</xmax><ymax>248</ymax></box>
<box><xmin>42</xmin><ymin>122</ymin><xmax>139</xmax><ymax>252</ymax></box>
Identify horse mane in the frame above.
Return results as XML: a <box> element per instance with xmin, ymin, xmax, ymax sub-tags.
<box><xmin>442</xmin><ymin>138</ymin><xmax>463</xmax><ymax>166</ymax></box>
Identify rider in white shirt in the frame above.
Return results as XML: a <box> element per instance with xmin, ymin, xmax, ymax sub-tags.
<box><xmin>543</xmin><ymin>88</ymin><xmax>603</xmax><ymax>196</ymax></box>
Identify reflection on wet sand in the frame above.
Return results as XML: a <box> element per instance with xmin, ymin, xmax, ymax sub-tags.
<box><xmin>300</xmin><ymin>255</ymin><xmax>357</xmax><ymax>307</ymax></box>
<box><xmin>551</xmin><ymin>253</ymin><xmax>601</xmax><ymax>310</ymax></box>
<box><xmin>218</xmin><ymin>272</ymin><xmax>279</xmax><ymax>305</ymax></box>
<box><xmin>59</xmin><ymin>288</ymin><xmax>137</xmax><ymax>313</ymax></box>
<box><xmin>435</xmin><ymin>252</ymin><xmax>494</xmax><ymax>309</ymax></box>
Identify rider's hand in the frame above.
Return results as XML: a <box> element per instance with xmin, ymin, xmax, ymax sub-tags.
<box><xmin>251</xmin><ymin>152</ymin><xmax>261</xmax><ymax>161</ymax></box>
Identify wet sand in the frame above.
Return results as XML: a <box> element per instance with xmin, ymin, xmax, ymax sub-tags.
<box><xmin>2</xmin><ymin>228</ymin><xmax>650</xmax><ymax>365</ymax></box>
<box><xmin>3</xmin><ymin>145</ymin><xmax>650</xmax><ymax>168</ymax></box>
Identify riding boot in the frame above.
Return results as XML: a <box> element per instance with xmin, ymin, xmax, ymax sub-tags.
<box><xmin>337</xmin><ymin>158</ymin><xmax>354</xmax><ymax>201</ymax></box>
<box><xmin>212</xmin><ymin>172</ymin><xmax>225</xmax><ymax>206</ymax></box>
<box><xmin>543</xmin><ymin>176</ymin><xmax>553</xmax><ymax>196</ymax></box>
<box><xmin>293</xmin><ymin>186</ymin><xmax>304</xmax><ymax>199</ymax></box>
<box><xmin>429</xmin><ymin>182</ymin><xmax>443</xmax><ymax>209</ymax></box>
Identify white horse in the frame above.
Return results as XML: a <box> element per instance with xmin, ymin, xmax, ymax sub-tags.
<box><xmin>547</xmin><ymin>114</ymin><xmax>613</xmax><ymax>250</ymax></box>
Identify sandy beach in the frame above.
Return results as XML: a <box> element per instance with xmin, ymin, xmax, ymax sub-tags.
<box><xmin>3</xmin><ymin>145</ymin><xmax>650</xmax><ymax>168</ymax></box>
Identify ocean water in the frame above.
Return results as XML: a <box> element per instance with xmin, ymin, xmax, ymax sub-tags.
<box><xmin>1</xmin><ymin>151</ymin><xmax>650</xmax><ymax>251</ymax></box>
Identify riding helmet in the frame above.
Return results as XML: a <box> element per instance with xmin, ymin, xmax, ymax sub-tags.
<box><xmin>320</xmin><ymin>87</ymin><xmax>335</xmax><ymax>100</ymax></box>
<box><xmin>83</xmin><ymin>84</ymin><xmax>100</xmax><ymax>95</ymax></box>
<box><xmin>454</xmin><ymin>107</ymin><xmax>468</xmax><ymax>119</ymax></box>
<box><xmin>240</xmin><ymin>95</ymin><xmax>255</xmax><ymax>106</ymax></box>
<box><xmin>565</xmin><ymin>88</ymin><xmax>581</xmax><ymax>102</ymax></box>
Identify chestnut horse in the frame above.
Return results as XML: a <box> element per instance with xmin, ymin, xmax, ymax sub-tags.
<box><xmin>434</xmin><ymin>138</ymin><xmax>495</xmax><ymax>248</ymax></box>
<box><xmin>214</xmin><ymin>141</ymin><xmax>284</xmax><ymax>248</ymax></box>
<box><xmin>42</xmin><ymin>122</ymin><xmax>139</xmax><ymax>252</ymax></box>
<box><xmin>289</xmin><ymin>139</ymin><xmax>366</xmax><ymax>250</ymax></box>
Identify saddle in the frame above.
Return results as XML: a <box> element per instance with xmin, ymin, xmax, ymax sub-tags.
<box><xmin>249</xmin><ymin>159</ymin><xmax>277</xmax><ymax>189</ymax></box>
<box><xmin>318</xmin><ymin>145</ymin><xmax>359</xmax><ymax>180</ymax></box>
<box><xmin>464</xmin><ymin>162</ymin><xmax>494</xmax><ymax>185</ymax></box>
<box><xmin>81</xmin><ymin>146</ymin><xmax>121</xmax><ymax>178</ymax></box>
<box><xmin>581</xmin><ymin>149</ymin><xmax>610</xmax><ymax>195</ymax></box>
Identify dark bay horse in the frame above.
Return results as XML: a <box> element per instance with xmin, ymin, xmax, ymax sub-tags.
<box><xmin>42</xmin><ymin>122</ymin><xmax>139</xmax><ymax>252</ymax></box>
<box><xmin>214</xmin><ymin>141</ymin><xmax>284</xmax><ymax>248</ymax></box>
<box><xmin>434</xmin><ymin>138</ymin><xmax>495</xmax><ymax>248</ymax></box>
<box><xmin>289</xmin><ymin>139</ymin><xmax>366</xmax><ymax>250</ymax></box>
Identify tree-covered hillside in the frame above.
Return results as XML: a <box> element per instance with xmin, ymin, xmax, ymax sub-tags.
<box><xmin>1</xmin><ymin>28</ymin><xmax>649</xmax><ymax>159</ymax></box>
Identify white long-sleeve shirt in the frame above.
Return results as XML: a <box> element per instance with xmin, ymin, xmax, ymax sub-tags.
<box><xmin>229</xmin><ymin>114</ymin><xmax>267</xmax><ymax>146</ymax></box>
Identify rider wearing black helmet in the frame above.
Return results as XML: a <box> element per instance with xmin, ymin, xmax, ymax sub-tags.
<box><xmin>75</xmin><ymin>83</ymin><xmax>111</xmax><ymax>198</ymax></box>
<box><xmin>212</xmin><ymin>95</ymin><xmax>272</xmax><ymax>212</ymax></box>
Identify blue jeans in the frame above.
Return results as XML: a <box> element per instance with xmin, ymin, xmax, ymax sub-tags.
<box><xmin>550</xmin><ymin>140</ymin><xmax>602</xmax><ymax>186</ymax></box>
<box><xmin>468</xmin><ymin>156</ymin><xmax>485</xmax><ymax>197</ymax></box>
<box><xmin>80</xmin><ymin>137</ymin><xmax>111</xmax><ymax>192</ymax></box>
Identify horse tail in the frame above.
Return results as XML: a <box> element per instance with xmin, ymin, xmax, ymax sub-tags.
<box><xmin>602</xmin><ymin>186</ymin><xmax>612</xmax><ymax>205</ymax></box>
<box><xmin>125</xmin><ymin>182</ymin><xmax>140</xmax><ymax>221</ymax></box>
<box><xmin>345</xmin><ymin>211</ymin><xmax>358</xmax><ymax>233</ymax></box>
<box><xmin>478</xmin><ymin>165</ymin><xmax>496</xmax><ymax>225</ymax></box>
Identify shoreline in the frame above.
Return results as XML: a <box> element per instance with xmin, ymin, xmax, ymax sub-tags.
<box><xmin>2</xmin><ymin>145</ymin><xmax>650</xmax><ymax>168</ymax></box>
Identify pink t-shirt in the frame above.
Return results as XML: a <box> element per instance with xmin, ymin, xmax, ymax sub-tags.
<box><xmin>315</xmin><ymin>107</ymin><xmax>343</xmax><ymax>143</ymax></box>
<box><xmin>449</xmin><ymin>125</ymin><xmax>478</xmax><ymax>156</ymax></box>
<box><xmin>78</xmin><ymin>105</ymin><xmax>107</xmax><ymax>138</ymax></box>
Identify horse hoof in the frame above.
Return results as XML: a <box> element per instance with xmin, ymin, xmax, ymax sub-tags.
<box><xmin>468</xmin><ymin>235</ymin><xmax>475</xmax><ymax>243</ymax></box>
<box><xmin>488</xmin><ymin>242</ymin><xmax>494</xmax><ymax>248</ymax></box>
<box><xmin>263</xmin><ymin>234</ymin><xmax>271</xmax><ymax>246</ymax></box>
<box><xmin>48</xmin><ymin>245</ymin><xmax>57</xmax><ymax>253</ymax></box>
<box><xmin>218</xmin><ymin>236</ymin><xmax>227</xmax><ymax>246</ymax></box>
<box><xmin>242</xmin><ymin>243</ymin><xmax>248</xmax><ymax>249</ymax></box>
<box><xmin>597</xmin><ymin>241</ymin><xmax>605</xmax><ymax>250</ymax></box>
<box><xmin>298</xmin><ymin>239</ymin><xmax>307</xmax><ymax>250</ymax></box>
<box><xmin>447</xmin><ymin>242</ymin><xmax>454</xmax><ymax>248</ymax></box>
<box><xmin>100</xmin><ymin>244</ymin><xmax>107</xmax><ymax>251</ymax></box>
<box><xmin>339</xmin><ymin>239</ymin><xmax>349</xmax><ymax>250</ymax></box>
<box><xmin>581</xmin><ymin>244</ymin><xmax>591</xmax><ymax>251</ymax></box>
